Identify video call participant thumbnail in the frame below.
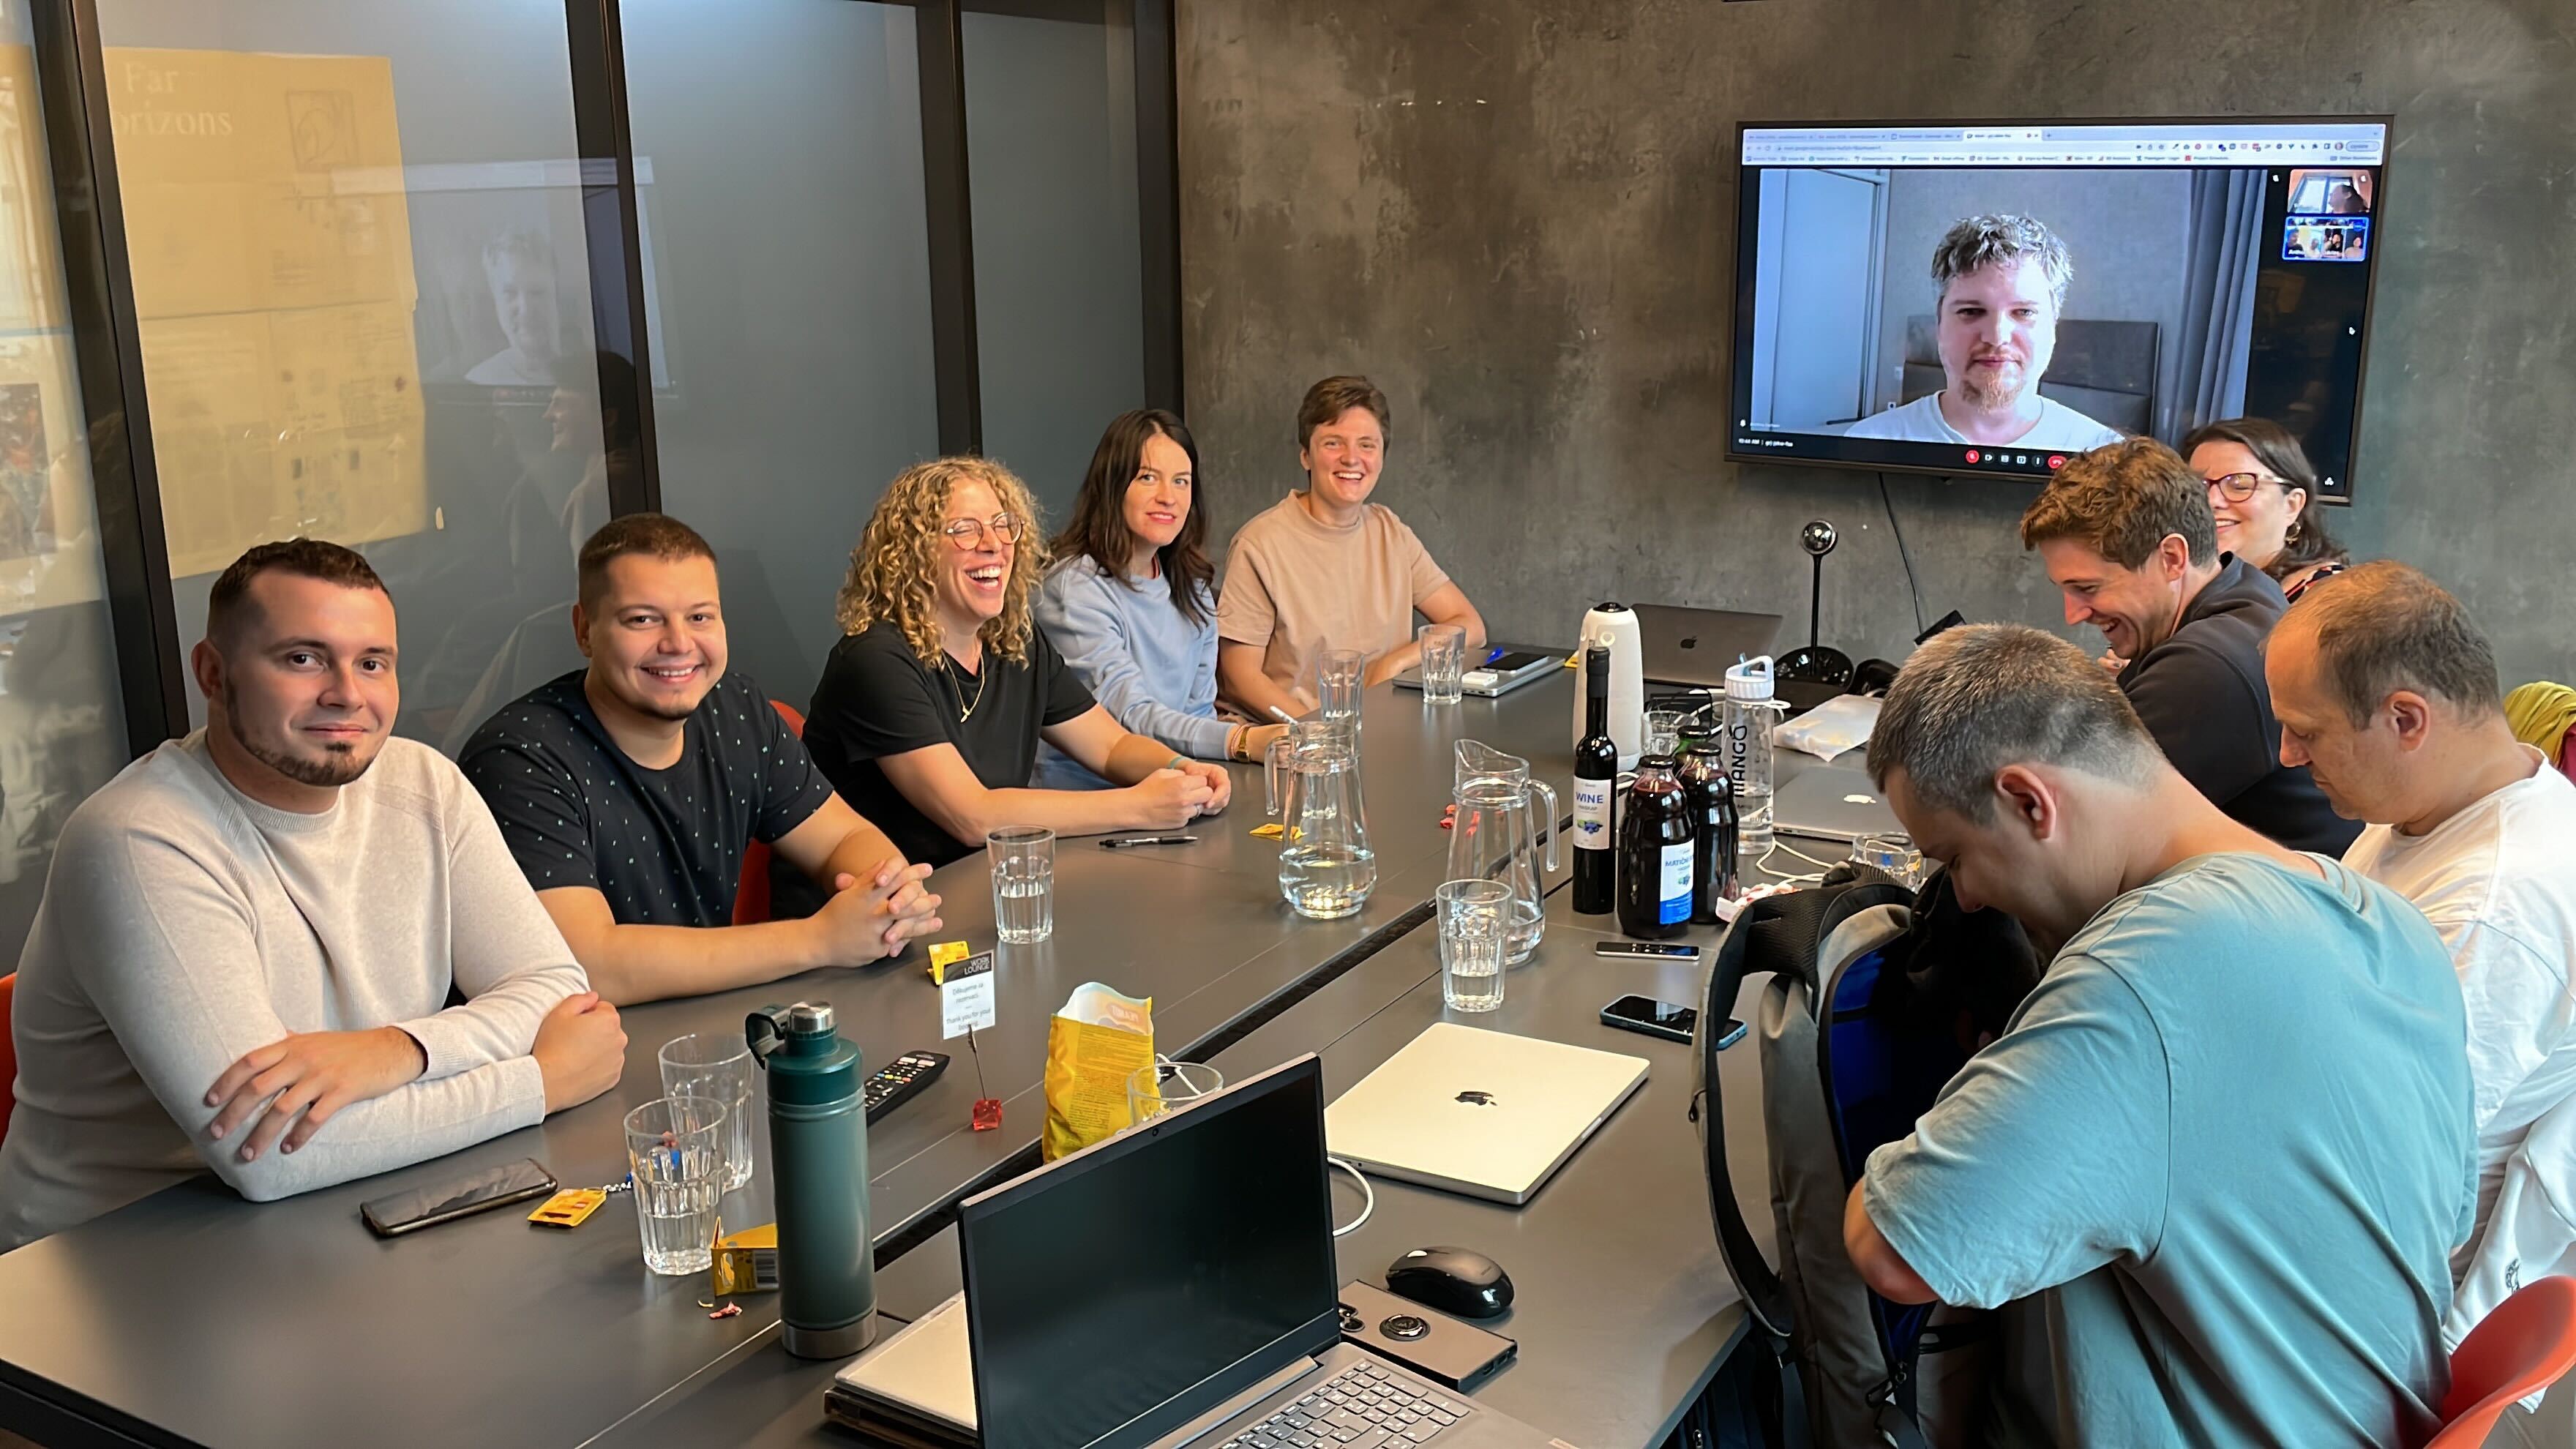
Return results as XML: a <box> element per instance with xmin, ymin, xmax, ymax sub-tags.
<box><xmin>461</xmin><ymin>515</ymin><xmax>943</xmax><ymax>1007</ymax></box>
<box><xmin>0</xmin><ymin>541</ymin><xmax>624</xmax><ymax>1249</ymax></box>
<box><xmin>1846</xmin><ymin>214</ymin><xmax>2127</xmax><ymax>452</ymax></box>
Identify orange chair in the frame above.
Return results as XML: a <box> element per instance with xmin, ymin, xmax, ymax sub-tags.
<box><xmin>731</xmin><ymin>700</ymin><xmax>809</xmax><ymax>926</ymax></box>
<box><xmin>2431</xmin><ymin>1276</ymin><xmax>2576</xmax><ymax>1447</ymax></box>
<box><xmin>0</xmin><ymin>971</ymin><xmax>15</xmax><ymax>1148</ymax></box>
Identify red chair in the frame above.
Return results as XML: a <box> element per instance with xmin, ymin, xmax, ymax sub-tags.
<box><xmin>2431</xmin><ymin>1276</ymin><xmax>2576</xmax><ymax>1447</ymax></box>
<box><xmin>0</xmin><ymin>971</ymin><xmax>15</xmax><ymax>1148</ymax></box>
<box><xmin>731</xmin><ymin>700</ymin><xmax>809</xmax><ymax>926</ymax></box>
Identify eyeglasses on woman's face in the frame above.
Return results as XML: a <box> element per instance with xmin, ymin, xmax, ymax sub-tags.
<box><xmin>941</xmin><ymin>513</ymin><xmax>1026</xmax><ymax>549</ymax></box>
<box><xmin>2203</xmin><ymin>472</ymin><xmax>2291</xmax><ymax>505</ymax></box>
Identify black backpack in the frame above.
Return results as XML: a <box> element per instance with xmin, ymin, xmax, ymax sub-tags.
<box><xmin>1693</xmin><ymin>866</ymin><xmax>2042</xmax><ymax>1447</ymax></box>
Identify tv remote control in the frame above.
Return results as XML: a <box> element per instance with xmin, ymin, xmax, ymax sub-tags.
<box><xmin>863</xmin><ymin>1051</ymin><xmax>950</xmax><ymax>1124</ymax></box>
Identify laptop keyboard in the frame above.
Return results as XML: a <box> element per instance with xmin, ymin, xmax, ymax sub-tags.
<box><xmin>1220</xmin><ymin>1360</ymin><xmax>1469</xmax><ymax>1449</ymax></box>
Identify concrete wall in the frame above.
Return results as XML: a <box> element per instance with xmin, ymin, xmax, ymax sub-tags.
<box><xmin>1176</xmin><ymin>0</ymin><xmax>2576</xmax><ymax>686</ymax></box>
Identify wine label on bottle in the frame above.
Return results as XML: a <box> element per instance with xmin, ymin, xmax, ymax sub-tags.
<box><xmin>1658</xmin><ymin>842</ymin><xmax>1693</xmax><ymax>925</ymax></box>
<box><xmin>1573</xmin><ymin>778</ymin><xmax>1612</xmax><ymax>850</ymax></box>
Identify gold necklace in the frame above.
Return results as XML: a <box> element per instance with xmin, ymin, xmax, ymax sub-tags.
<box><xmin>946</xmin><ymin>651</ymin><xmax>986</xmax><ymax>721</ymax></box>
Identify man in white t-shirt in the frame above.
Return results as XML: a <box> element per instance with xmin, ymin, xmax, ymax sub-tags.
<box><xmin>1846</xmin><ymin>214</ymin><xmax>2126</xmax><ymax>453</ymax></box>
<box><xmin>2265</xmin><ymin>561</ymin><xmax>2576</xmax><ymax>1338</ymax></box>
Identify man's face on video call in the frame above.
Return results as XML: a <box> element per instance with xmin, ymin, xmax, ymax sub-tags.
<box><xmin>1937</xmin><ymin>260</ymin><xmax>2058</xmax><ymax>411</ymax></box>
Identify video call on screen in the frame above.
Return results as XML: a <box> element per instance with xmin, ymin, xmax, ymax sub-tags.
<box><xmin>1727</xmin><ymin>121</ymin><xmax>2387</xmax><ymax>497</ymax></box>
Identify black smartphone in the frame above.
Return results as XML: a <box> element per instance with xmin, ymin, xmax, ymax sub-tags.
<box><xmin>1600</xmin><ymin>994</ymin><xmax>1707</xmax><ymax>1045</ymax></box>
<box><xmin>360</xmin><ymin>1158</ymin><xmax>558</xmax><ymax>1238</ymax></box>
<box><xmin>1594</xmin><ymin>941</ymin><xmax>1701</xmax><ymax>960</ymax></box>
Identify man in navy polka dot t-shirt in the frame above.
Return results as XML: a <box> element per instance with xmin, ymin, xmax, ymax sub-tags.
<box><xmin>462</xmin><ymin>516</ymin><xmax>943</xmax><ymax>1005</ymax></box>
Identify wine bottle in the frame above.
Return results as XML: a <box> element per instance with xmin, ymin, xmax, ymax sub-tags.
<box><xmin>1572</xmin><ymin>646</ymin><xmax>1617</xmax><ymax>915</ymax></box>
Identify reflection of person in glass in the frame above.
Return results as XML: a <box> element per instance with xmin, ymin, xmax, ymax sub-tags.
<box><xmin>465</xmin><ymin>231</ymin><xmax>562</xmax><ymax>387</ymax></box>
<box><xmin>1847</xmin><ymin>214</ymin><xmax>2125</xmax><ymax>452</ymax></box>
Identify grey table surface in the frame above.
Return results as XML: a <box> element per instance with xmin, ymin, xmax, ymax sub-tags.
<box><xmin>0</xmin><ymin>678</ymin><xmax>1598</xmax><ymax>1449</ymax></box>
<box><xmin>606</xmin><ymin>845</ymin><xmax>1802</xmax><ymax>1449</ymax></box>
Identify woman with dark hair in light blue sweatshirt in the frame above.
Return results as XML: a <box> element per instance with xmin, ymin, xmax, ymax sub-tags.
<box><xmin>1034</xmin><ymin>411</ymin><xmax>1289</xmax><ymax>787</ymax></box>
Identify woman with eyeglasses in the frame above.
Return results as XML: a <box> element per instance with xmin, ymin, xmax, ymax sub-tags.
<box><xmin>2179</xmin><ymin>416</ymin><xmax>2350</xmax><ymax>604</ymax></box>
<box><xmin>1032</xmin><ymin>410</ymin><xmax>1290</xmax><ymax>788</ymax></box>
<box><xmin>801</xmin><ymin>456</ymin><xmax>1233</xmax><ymax>867</ymax></box>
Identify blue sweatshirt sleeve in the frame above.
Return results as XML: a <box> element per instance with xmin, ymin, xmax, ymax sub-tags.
<box><xmin>1036</xmin><ymin>564</ymin><xmax>1234</xmax><ymax>760</ymax></box>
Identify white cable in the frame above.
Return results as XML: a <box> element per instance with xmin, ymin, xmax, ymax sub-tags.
<box><xmin>1755</xmin><ymin>839</ymin><xmax>1834</xmax><ymax>886</ymax></box>
<box><xmin>1328</xmin><ymin>1156</ymin><xmax>1376</xmax><ymax>1238</ymax></box>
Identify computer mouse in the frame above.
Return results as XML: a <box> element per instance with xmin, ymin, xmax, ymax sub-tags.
<box><xmin>1385</xmin><ymin>1246</ymin><xmax>1513</xmax><ymax>1319</ymax></box>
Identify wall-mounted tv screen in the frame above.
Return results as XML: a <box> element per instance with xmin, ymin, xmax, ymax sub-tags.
<box><xmin>1726</xmin><ymin>119</ymin><xmax>2389</xmax><ymax>498</ymax></box>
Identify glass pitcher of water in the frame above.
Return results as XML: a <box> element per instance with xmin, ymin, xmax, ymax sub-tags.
<box><xmin>1265</xmin><ymin>719</ymin><xmax>1377</xmax><ymax>919</ymax></box>
<box><xmin>1448</xmin><ymin>740</ymin><xmax>1558</xmax><ymax>963</ymax></box>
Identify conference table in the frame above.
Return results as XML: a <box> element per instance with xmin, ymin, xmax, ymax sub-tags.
<box><xmin>0</xmin><ymin>670</ymin><xmax>1814</xmax><ymax>1449</ymax></box>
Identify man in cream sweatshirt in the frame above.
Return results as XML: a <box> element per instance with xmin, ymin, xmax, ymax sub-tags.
<box><xmin>0</xmin><ymin>539</ymin><xmax>628</xmax><ymax>1249</ymax></box>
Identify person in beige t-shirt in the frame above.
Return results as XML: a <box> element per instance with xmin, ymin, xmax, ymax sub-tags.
<box><xmin>1217</xmin><ymin>375</ymin><xmax>1486</xmax><ymax>719</ymax></box>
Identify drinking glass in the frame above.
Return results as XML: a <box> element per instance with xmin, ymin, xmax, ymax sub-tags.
<box><xmin>1418</xmin><ymin>624</ymin><xmax>1467</xmax><ymax>705</ymax></box>
<box><xmin>987</xmin><ymin>825</ymin><xmax>1055</xmax><ymax>945</ymax></box>
<box><xmin>1316</xmin><ymin>648</ymin><xmax>1366</xmax><ymax>732</ymax></box>
<box><xmin>1437</xmin><ymin>879</ymin><xmax>1511</xmax><ymax>1013</ymax></box>
<box><xmin>1850</xmin><ymin>832</ymin><xmax>1925</xmax><ymax>889</ymax></box>
<box><xmin>659</xmin><ymin>1033</ymin><xmax>757</xmax><ymax>1191</ymax></box>
<box><xmin>625</xmin><ymin>1096</ymin><xmax>728</xmax><ymax>1276</ymax></box>
<box><xmin>1127</xmin><ymin>1060</ymin><xmax>1224</xmax><ymax>1126</ymax></box>
<box><xmin>1644</xmin><ymin>708</ymin><xmax>1685</xmax><ymax>758</ymax></box>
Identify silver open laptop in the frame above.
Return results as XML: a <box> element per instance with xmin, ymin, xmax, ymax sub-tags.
<box><xmin>1771</xmin><ymin>763</ymin><xmax>1901</xmax><ymax>843</ymax></box>
<box><xmin>1325</xmin><ymin>1024</ymin><xmax>1648</xmax><ymax>1205</ymax></box>
<box><xmin>1633</xmin><ymin>604</ymin><xmax>1783</xmax><ymax>689</ymax></box>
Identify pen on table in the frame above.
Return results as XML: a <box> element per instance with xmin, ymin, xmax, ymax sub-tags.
<box><xmin>1268</xmin><ymin>705</ymin><xmax>1298</xmax><ymax>724</ymax></box>
<box><xmin>1100</xmin><ymin>835</ymin><xmax>1199</xmax><ymax>849</ymax></box>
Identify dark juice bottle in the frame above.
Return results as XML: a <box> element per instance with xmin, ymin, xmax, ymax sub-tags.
<box><xmin>1617</xmin><ymin>755</ymin><xmax>1694</xmax><ymax>940</ymax></box>
<box><xmin>1677</xmin><ymin>741</ymin><xmax>1740</xmax><ymax>924</ymax></box>
<box><xmin>1572</xmin><ymin>646</ymin><xmax>1617</xmax><ymax>915</ymax></box>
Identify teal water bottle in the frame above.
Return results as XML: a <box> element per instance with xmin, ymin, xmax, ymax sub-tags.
<box><xmin>747</xmin><ymin>1003</ymin><xmax>877</xmax><ymax>1358</ymax></box>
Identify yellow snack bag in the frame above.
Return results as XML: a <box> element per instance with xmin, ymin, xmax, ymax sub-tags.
<box><xmin>1041</xmin><ymin>982</ymin><xmax>1153</xmax><ymax>1161</ymax></box>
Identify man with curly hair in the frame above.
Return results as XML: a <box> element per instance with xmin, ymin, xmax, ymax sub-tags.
<box><xmin>460</xmin><ymin>514</ymin><xmax>945</xmax><ymax>1005</ymax></box>
<box><xmin>801</xmin><ymin>457</ymin><xmax>1235</xmax><ymax>867</ymax></box>
<box><xmin>1847</xmin><ymin>214</ymin><xmax>2126</xmax><ymax>452</ymax></box>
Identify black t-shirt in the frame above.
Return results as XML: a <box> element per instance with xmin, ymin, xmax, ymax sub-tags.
<box><xmin>2116</xmin><ymin>554</ymin><xmax>2362</xmax><ymax>856</ymax></box>
<box><xmin>459</xmin><ymin>668</ymin><xmax>835</xmax><ymax>924</ymax></box>
<box><xmin>803</xmin><ymin>621</ymin><xmax>1098</xmax><ymax>866</ymax></box>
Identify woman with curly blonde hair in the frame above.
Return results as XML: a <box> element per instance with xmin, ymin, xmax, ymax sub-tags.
<box><xmin>801</xmin><ymin>456</ymin><xmax>1234</xmax><ymax>866</ymax></box>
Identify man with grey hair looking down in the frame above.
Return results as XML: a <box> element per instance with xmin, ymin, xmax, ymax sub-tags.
<box><xmin>1847</xmin><ymin>213</ymin><xmax>2127</xmax><ymax>450</ymax></box>
<box><xmin>1839</xmin><ymin>622</ymin><xmax>2471</xmax><ymax>1445</ymax></box>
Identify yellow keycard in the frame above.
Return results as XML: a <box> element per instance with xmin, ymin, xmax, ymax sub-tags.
<box><xmin>929</xmin><ymin>940</ymin><xmax>971</xmax><ymax>982</ymax></box>
<box><xmin>529</xmin><ymin>1188</ymin><xmax>608</xmax><ymax>1229</ymax></box>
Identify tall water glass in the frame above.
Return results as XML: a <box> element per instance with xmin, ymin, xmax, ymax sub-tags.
<box><xmin>626</xmin><ymin>1096</ymin><xmax>728</xmax><ymax>1276</ymax></box>
<box><xmin>659</xmin><ymin>1033</ymin><xmax>757</xmax><ymax>1190</ymax></box>
<box><xmin>1316</xmin><ymin>648</ymin><xmax>1366</xmax><ymax>735</ymax></box>
<box><xmin>988</xmin><ymin>825</ymin><xmax>1055</xmax><ymax>944</ymax></box>
<box><xmin>1437</xmin><ymin>879</ymin><xmax>1511</xmax><ymax>1013</ymax></box>
<box><xmin>1126</xmin><ymin>1060</ymin><xmax>1224</xmax><ymax>1127</ymax></box>
<box><xmin>1418</xmin><ymin>625</ymin><xmax>1467</xmax><ymax>705</ymax></box>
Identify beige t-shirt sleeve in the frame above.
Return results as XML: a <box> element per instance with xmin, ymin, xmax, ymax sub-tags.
<box><xmin>1216</xmin><ymin>524</ymin><xmax>1280</xmax><ymax>648</ymax></box>
<box><xmin>1382</xmin><ymin>509</ymin><xmax>1452</xmax><ymax>607</ymax></box>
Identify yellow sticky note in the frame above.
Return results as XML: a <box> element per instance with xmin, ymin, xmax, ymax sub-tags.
<box><xmin>929</xmin><ymin>940</ymin><xmax>971</xmax><ymax>982</ymax></box>
<box><xmin>528</xmin><ymin>1188</ymin><xmax>607</xmax><ymax>1229</ymax></box>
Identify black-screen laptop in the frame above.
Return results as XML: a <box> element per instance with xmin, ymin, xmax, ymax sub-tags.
<box><xmin>954</xmin><ymin>1055</ymin><xmax>1570</xmax><ymax>1449</ymax></box>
